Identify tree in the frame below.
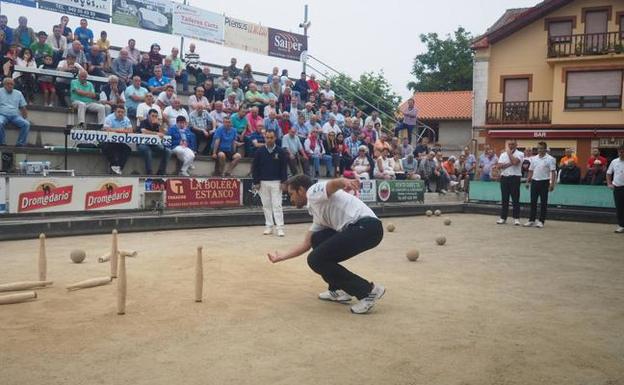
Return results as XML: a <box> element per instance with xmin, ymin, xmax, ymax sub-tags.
<box><xmin>407</xmin><ymin>27</ymin><xmax>474</xmax><ymax>92</ymax></box>
<box><xmin>327</xmin><ymin>70</ymin><xmax>402</xmax><ymax>124</ymax></box>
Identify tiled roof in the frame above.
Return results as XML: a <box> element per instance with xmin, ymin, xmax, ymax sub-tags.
<box><xmin>402</xmin><ymin>91</ymin><xmax>473</xmax><ymax>121</ymax></box>
<box><xmin>487</xmin><ymin>8</ymin><xmax>531</xmax><ymax>33</ymax></box>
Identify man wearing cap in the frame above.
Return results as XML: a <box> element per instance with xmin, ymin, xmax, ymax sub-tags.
<box><xmin>168</xmin><ymin>115</ymin><xmax>197</xmax><ymax>177</ymax></box>
<box><xmin>606</xmin><ymin>144</ymin><xmax>624</xmax><ymax>233</ymax></box>
<box><xmin>30</xmin><ymin>31</ymin><xmax>53</xmax><ymax>66</ymax></box>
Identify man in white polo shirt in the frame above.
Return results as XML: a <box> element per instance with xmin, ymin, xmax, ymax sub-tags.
<box><xmin>267</xmin><ymin>175</ymin><xmax>386</xmax><ymax>314</ymax></box>
<box><xmin>606</xmin><ymin>144</ymin><xmax>624</xmax><ymax>233</ymax></box>
<box><xmin>496</xmin><ymin>140</ymin><xmax>525</xmax><ymax>225</ymax></box>
<box><xmin>523</xmin><ymin>141</ymin><xmax>556</xmax><ymax>228</ymax></box>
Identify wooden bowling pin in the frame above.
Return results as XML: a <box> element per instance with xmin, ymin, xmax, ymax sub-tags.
<box><xmin>0</xmin><ymin>280</ymin><xmax>53</xmax><ymax>292</ymax></box>
<box><xmin>38</xmin><ymin>233</ymin><xmax>47</xmax><ymax>281</ymax></box>
<box><xmin>0</xmin><ymin>291</ymin><xmax>37</xmax><ymax>305</ymax></box>
<box><xmin>66</xmin><ymin>277</ymin><xmax>112</xmax><ymax>291</ymax></box>
<box><xmin>195</xmin><ymin>247</ymin><xmax>203</xmax><ymax>303</ymax></box>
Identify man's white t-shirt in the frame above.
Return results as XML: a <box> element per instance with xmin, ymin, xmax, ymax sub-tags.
<box><xmin>607</xmin><ymin>158</ymin><xmax>624</xmax><ymax>187</ymax></box>
<box><xmin>136</xmin><ymin>103</ymin><xmax>162</xmax><ymax>122</ymax></box>
<box><xmin>307</xmin><ymin>181</ymin><xmax>376</xmax><ymax>232</ymax></box>
<box><xmin>322</xmin><ymin>122</ymin><xmax>341</xmax><ymax>136</ymax></box>
<box><xmin>529</xmin><ymin>154</ymin><xmax>556</xmax><ymax>181</ymax></box>
<box><xmin>498</xmin><ymin>149</ymin><xmax>524</xmax><ymax>177</ymax></box>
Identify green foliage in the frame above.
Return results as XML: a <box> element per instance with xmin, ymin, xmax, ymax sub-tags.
<box><xmin>407</xmin><ymin>27</ymin><xmax>474</xmax><ymax>92</ymax></box>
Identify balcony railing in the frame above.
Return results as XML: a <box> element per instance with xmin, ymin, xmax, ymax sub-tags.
<box><xmin>548</xmin><ymin>31</ymin><xmax>624</xmax><ymax>58</ymax></box>
<box><xmin>486</xmin><ymin>100</ymin><xmax>552</xmax><ymax>125</ymax></box>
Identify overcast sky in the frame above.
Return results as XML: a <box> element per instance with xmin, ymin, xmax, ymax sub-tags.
<box><xmin>2</xmin><ymin>0</ymin><xmax>538</xmax><ymax>99</ymax></box>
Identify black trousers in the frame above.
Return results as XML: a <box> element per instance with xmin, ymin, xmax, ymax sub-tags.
<box><xmin>101</xmin><ymin>143</ymin><xmax>131</xmax><ymax>169</ymax></box>
<box><xmin>307</xmin><ymin>217</ymin><xmax>383</xmax><ymax>300</ymax></box>
<box><xmin>500</xmin><ymin>175</ymin><xmax>521</xmax><ymax>219</ymax></box>
<box><xmin>529</xmin><ymin>180</ymin><xmax>550</xmax><ymax>223</ymax></box>
<box><xmin>614</xmin><ymin>186</ymin><xmax>624</xmax><ymax>227</ymax></box>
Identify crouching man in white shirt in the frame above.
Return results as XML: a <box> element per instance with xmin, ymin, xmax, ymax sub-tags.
<box><xmin>524</xmin><ymin>141</ymin><xmax>557</xmax><ymax>228</ymax></box>
<box><xmin>267</xmin><ymin>175</ymin><xmax>386</xmax><ymax>314</ymax></box>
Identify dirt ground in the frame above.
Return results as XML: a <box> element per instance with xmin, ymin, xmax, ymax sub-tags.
<box><xmin>0</xmin><ymin>214</ymin><xmax>623</xmax><ymax>385</ymax></box>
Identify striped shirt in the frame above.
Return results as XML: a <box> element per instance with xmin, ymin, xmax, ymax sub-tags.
<box><xmin>185</xmin><ymin>52</ymin><xmax>201</xmax><ymax>70</ymax></box>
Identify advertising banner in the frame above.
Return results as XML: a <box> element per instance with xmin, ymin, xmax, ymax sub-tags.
<box><xmin>0</xmin><ymin>177</ymin><xmax>7</xmax><ymax>213</ymax></box>
<box><xmin>8</xmin><ymin>177</ymin><xmax>140</xmax><ymax>213</ymax></box>
<box><xmin>172</xmin><ymin>3</ymin><xmax>224</xmax><ymax>44</ymax></box>
<box><xmin>358</xmin><ymin>179</ymin><xmax>377</xmax><ymax>203</ymax></box>
<box><xmin>38</xmin><ymin>0</ymin><xmax>111</xmax><ymax>22</ymax></box>
<box><xmin>165</xmin><ymin>178</ymin><xmax>241</xmax><ymax>208</ymax></box>
<box><xmin>3</xmin><ymin>0</ymin><xmax>37</xmax><ymax>8</ymax></box>
<box><xmin>268</xmin><ymin>28</ymin><xmax>307</xmax><ymax>61</ymax></box>
<box><xmin>376</xmin><ymin>180</ymin><xmax>425</xmax><ymax>203</ymax></box>
<box><xmin>224</xmin><ymin>16</ymin><xmax>268</xmax><ymax>56</ymax></box>
<box><xmin>112</xmin><ymin>0</ymin><xmax>173</xmax><ymax>34</ymax></box>
<box><xmin>70</xmin><ymin>130</ymin><xmax>172</xmax><ymax>147</ymax></box>
<box><xmin>241</xmin><ymin>179</ymin><xmax>290</xmax><ymax>207</ymax></box>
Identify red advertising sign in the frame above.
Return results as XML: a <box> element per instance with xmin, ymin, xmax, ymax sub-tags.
<box><xmin>18</xmin><ymin>183</ymin><xmax>73</xmax><ymax>212</ymax></box>
<box><xmin>166</xmin><ymin>178</ymin><xmax>241</xmax><ymax>208</ymax></box>
<box><xmin>85</xmin><ymin>183</ymin><xmax>133</xmax><ymax>210</ymax></box>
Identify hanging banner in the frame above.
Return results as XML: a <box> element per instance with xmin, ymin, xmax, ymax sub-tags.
<box><xmin>377</xmin><ymin>180</ymin><xmax>425</xmax><ymax>203</ymax></box>
<box><xmin>38</xmin><ymin>0</ymin><xmax>111</xmax><ymax>22</ymax></box>
<box><xmin>165</xmin><ymin>178</ymin><xmax>241</xmax><ymax>208</ymax></box>
<box><xmin>268</xmin><ymin>28</ymin><xmax>308</xmax><ymax>61</ymax></box>
<box><xmin>172</xmin><ymin>3</ymin><xmax>224</xmax><ymax>44</ymax></box>
<box><xmin>3</xmin><ymin>0</ymin><xmax>36</xmax><ymax>8</ymax></box>
<box><xmin>112</xmin><ymin>0</ymin><xmax>173</xmax><ymax>34</ymax></box>
<box><xmin>224</xmin><ymin>16</ymin><xmax>268</xmax><ymax>56</ymax></box>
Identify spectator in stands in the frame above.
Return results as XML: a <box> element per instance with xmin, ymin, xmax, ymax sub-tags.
<box><xmin>322</xmin><ymin>114</ymin><xmax>341</xmax><ymax>139</ymax></box>
<box><xmin>189</xmin><ymin>86</ymin><xmax>209</xmax><ymax>113</ymax></box>
<box><xmin>274</xmin><ymin>111</ymin><xmax>290</xmax><ymax>140</ymax></box>
<box><xmin>13</xmin><ymin>17</ymin><xmax>35</xmax><ymax>49</ymax></box>
<box><xmin>96</xmin><ymin>31</ymin><xmax>111</xmax><ymax>70</ymax></box>
<box><xmin>223</xmin><ymin>92</ymin><xmax>239</xmax><ymax>114</ymax></box>
<box><xmin>227</xmin><ymin>57</ymin><xmax>240</xmax><ymax>78</ymax></box>
<box><xmin>401</xmin><ymin>153</ymin><xmax>420</xmax><ymax>180</ymax></box>
<box><xmin>47</xmin><ymin>25</ymin><xmax>66</xmax><ymax>64</ymax></box>
<box><xmin>239</xmin><ymin>63</ymin><xmax>254</xmax><ymax>91</ymax></box>
<box><xmin>559</xmin><ymin>159</ymin><xmax>581</xmax><ymax>184</ymax></box>
<box><xmin>261</xmin><ymin>83</ymin><xmax>277</xmax><ymax>103</ymax></box>
<box><xmin>124</xmin><ymin>76</ymin><xmax>147</xmax><ymax>120</ymax></box>
<box><xmin>282</xmin><ymin>125</ymin><xmax>309</xmax><ymax>176</ymax></box>
<box><xmin>293</xmin><ymin>72</ymin><xmax>309</xmax><ymax>102</ymax></box>
<box><xmin>496</xmin><ymin>140</ymin><xmax>524</xmax><ymax>225</ymax></box>
<box><xmin>478</xmin><ymin>147</ymin><xmax>498</xmax><ymax>181</ymax></box>
<box><xmin>607</xmin><ymin>144</ymin><xmax>624</xmax><ymax>233</ymax></box>
<box><xmin>112</xmin><ymin>49</ymin><xmax>133</xmax><ymax>85</ymax></box>
<box><xmin>374</xmin><ymin>148</ymin><xmax>395</xmax><ymax>180</ymax></box>
<box><xmin>99</xmin><ymin>75</ymin><xmax>125</xmax><ymax>115</ymax></box>
<box><xmin>169</xmin><ymin>47</ymin><xmax>188</xmax><ymax>92</ymax></box>
<box><xmin>418</xmin><ymin>151</ymin><xmax>438</xmax><ymax>192</ymax></box>
<box><xmin>149</xmin><ymin>66</ymin><xmax>172</xmax><ymax>96</ymax></box>
<box><xmin>392</xmin><ymin>151</ymin><xmax>405</xmax><ymax>179</ymax></box>
<box><xmin>293</xmin><ymin>113</ymin><xmax>308</xmax><ymax>144</ymax></box>
<box><xmin>137</xmin><ymin>108</ymin><xmax>170</xmax><ymax>175</ymax></box>
<box><xmin>345</xmin><ymin>130</ymin><xmax>361</xmax><ymax>159</ymax></box>
<box><xmin>263</xmin><ymin>110</ymin><xmax>280</xmax><ymax>135</ymax></box>
<box><xmin>279</xmin><ymin>69</ymin><xmax>288</xmax><ymax>84</ymax></box>
<box><xmin>559</xmin><ymin>148</ymin><xmax>578</xmax><ymax>168</ymax></box>
<box><xmin>161</xmin><ymin>57</ymin><xmax>176</xmax><ymax>84</ymax></box>
<box><xmin>462</xmin><ymin>146</ymin><xmax>477</xmax><ymax>180</ymax></box>
<box><xmin>442</xmin><ymin>155</ymin><xmax>458</xmax><ymax>188</ymax></box>
<box><xmin>59</xmin><ymin>15</ymin><xmax>72</xmax><ymax>42</ymax></box>
<box><xmin>350</xmin><ymin>145</ymin><xmax>373</xmax><ymax>179</ymax></box>
<box><xmin>55</xmin><ymin>53</ymin><xmax>82</xmax><ymax>107</ymax></box>
<box><xmin>163</xmin><ymin>98</ymin><xmax>189</xmax><ymax>128</ymax></box>
<box><xmin>373</xmin><ymin>132</ymin><xmax>392</xmax><ymax>159</ymax></box>
<box><xmin>71</xmin><ymin>70</ymin><xmax>105</xmax><ymax>128</ymax></box>
<box><xmin>264</xmin><ymin>98</ymin><xmax>278</xmax><ymax>117</ymax></box>
<box><xmin>278</xmin><ymin>86</ymin><xmax>292</xmax><ymax>113</ymax></box>
<box><xmin>215</xmin><ymin>68</ymin><xmax>231</xmax><ymax>93</ymax></box>
<box><xmin>231</xmin><ymin>105</ymin><xmax>248</xmax><ymax>138</ymax></box>
<box><xmin>124</xmin><ymin>39</ymin><xmax>140</xmax><ymax>65</ymax></box>
<box><xmin>307</xmin><ymin>73</ymin><xmax>319</xmax><ymax>95</ymax></box>
<box><xmin>331</xmin><ymin>105</ymin><xmax>345</xmax><ymax>129</ymax></box>
<box><xmin>0</xmin><ymin>15</ymin><xmax>13</xmax><ymax>46</ymax></box>
<box><xmin>0</xmin><ymin>31</ymin><xmax>9</xmax><ymax>62</ymax></box>
<box><xmin>583</xmin><ymin>160</ymin><xmax>606</xmax><ymax>185</ymax></box>
<box><xmin>64</xmin><ymin>40</ymin><xmax>86</xmax><ymax>66</ymax></box>
<box><xmin>399</xmin><ymin>98</ymin><xmax>418</xmax><ymax>144</ymax></box>
<box><xmin>195</xmin><ymin>66</ymin><xmax>212</xmax><ymax>88</ymax></box>
<box><xmin>306</xmin><ymin>114</ymin><xmax>321</xmax><ymax>136</ymax></box>
<box><xmin>245</xmin><ymin>106</ymin><xmax>262</xmax><ymax>137</ymax></box>
<box><xmin>13</xmin><ymin>48</ymin><xmax>36</xmax><ymax>103</ymax></box>
<box><xmin>0</xmin><ymin>77</ymin><xmax>29</xmax><ymax>146</ymax></box>
<box><xmin>587</xmin><ymin>148</ymin><xmax>607</xmax><ymax>169</ymax></box>
<box><xmin>398</xmin><ymin>137</ymin><xmax>413</xmax><ymax>158</ymax></box>
<box><xmin>73</xmin><ymin>19</ymin><xmax>93</xmax><ymax>50</ymax></box>
<box><xmin>201</xmin><ymin>79</ymin><xmax>216</xmax><ymax>105</ymax></box>
<box><xmin>168</xmin><ymin>115</ymin><xmax>197</xmax><ymax>176</ymax></box>
<box><xmin>101</xmin><ymin>105</ymin><xmax>132</xmax><ymax>175</ymax></box>
<box><xmin>225</xmin><ymin>79</ymin><xmax>244</xmax><ymax>104</ymax></box>
<box><xmin>335</xmin><ymin>132</ymin><xmax>351</xmax><ymax>176</ymax></box>
<box><xmin>212</xmin><ymin>116</ymin><xmax>242</xmax><ymax>177</ymax></box>
<box><xmin>304</xmin><ymin>130</ymin><xmax>328</xmax><ymax>178</ymax></box>
<box><xmin>210</xmin><ymin>101</ymin><xmax>226</xmax><ymax>127</ymax></box>
<box><xmin>134</xmin><ymin>53</ymin><xmax>153</xmax><ymax>88</ymax></box>
<box><xmin>37</xmin><ymin>54</ymin><xmax>56</xmax><ymax>106</ymax></box>
<box><xmin>136</xmin><ymin>92</ymin><xmax>161</xmax><ymax>126</ymax></box>
<box><xmin>319</xmin><ymin>81</ymin><xmax>335</xmax><ymax>102</ymax></box>
<box><xmin>185</xmin><ymin>43</ymin><xmax>201</xmax><ymax>79</ymax></box>
<box><xmin>270</xmin><ymin>75</ymin><xmax>282</xmax><ymax>98</ymax></box>
<box><xmin>413</xmin><ymin>136</ymin><xmax>430</xmax><ymax>158</ymax></box>
<box><xmin>365</xmin><ymin>111</ymin><xmax>382</xmax><ymax>131</ymax></box>
<box><xmin>321</xmin><ymin>131</ymin><xmax>339</xmax><ymax>177</ymax></box>
<box><xmin>267</xmin><ymin>66</ymin><xmax>279</xmax><ymax>84</ymax></box>
<box><xmin>148</xmin><ymin>43</ymin><xmax>162</xmax><ymax>67</ymax></box>
<box><xmin>245</xmin><ymin>122</ymin><xmax>266</xmax><ymax>158</ymax></box>
<box><xmin>30</xmin><ymin>31</ymin><xmax>53</xmax><ymax>66</ymax></box>
<box><xmin>245</xmin><ymin>82</ymin><xmax>264</xmax><ymax>109</ymax></box>
<box><xmin>86</xmin><ymin>45</ymin><xmax>106</xmax><ymax>78</ymax></box>
<box><xmin>189</xmin><ymin>103</ymin><xmax>214</xmax><ymax>155</ymax></box>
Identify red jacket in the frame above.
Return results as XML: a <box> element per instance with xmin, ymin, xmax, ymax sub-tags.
<box><xmin>307</xmin><ymin>79</ymin><xmax>319</xmax><ymax>94</ymax></box>
<box><xmin>587</xmin><ymin>155</ymin><xmax>608</xmax><ymax>168</ymax></box>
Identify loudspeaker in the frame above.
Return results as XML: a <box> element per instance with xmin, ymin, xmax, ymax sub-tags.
<box><xmin>1</xmin><ymin>152</ymin><xmax>14</xmax><ymax>172</ymax></box>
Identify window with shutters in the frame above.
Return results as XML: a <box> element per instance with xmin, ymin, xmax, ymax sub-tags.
<box><xmin>548</xmin><ymin>21</ymin><xmax>573</xmax><ymax>42</ymax></box>
<box><xmin>565</xmin><ymin>70</ymin><xmax>623</xmax><ymax>109</ymax></box>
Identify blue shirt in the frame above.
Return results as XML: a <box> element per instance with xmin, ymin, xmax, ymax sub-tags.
<box><xmin>73</xmin><ymin>27</ymin><xmax>93</xmax><ymax>49</ymax></box>
<box><xmin>344</xmin><ymin>136</ymin><xmax>361</xmax><ymax>157</ymax></box>
<box><xmin>263</xmin><ymin>118</ymin><xmax>280</xmax><ymax>132</ymax></box>
<box><xmin>0</xmin><ymin>88</ymin><xmax>27</xmax><ymax>117</ymax></box>
<box><xmin>214</xmin><ymin>125</ymin><xmax>237</xmax><ymax>152</ymax></box>
<box><xmin>294</xmin><ymin>122</ymin><xmax>308</xmax><ymax>138</ymax></box>
<box><xmin>281</xmin><ymin>134</ymin><xmax>303</xmax><ymax>155</ymax></box>
<box><xmin>147</xmin><ymin>76</ymin><xmax>171</xmax><ymax>90</ymax></box>
<box><xmin>124</xmin><ymin>85</ymin><xmax>148</xmax><ymax>110</ymax></box>
<box><xmin>0</xmin><ymin>26</ymin><xmax>13</xmax><ymax>46</ymax></box>
<box><xmin>104</xmin><ymin>113</ymin><xmax>131</xmax><ymax>129</ymax></box>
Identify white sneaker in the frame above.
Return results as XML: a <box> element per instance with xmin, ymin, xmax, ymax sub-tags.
<box><xmin>496</xmin><ymin>218</ymin><xmax>506</xmax><ymax>225</ymax></box>
<box><xmin>615</xmin><ymin>226</ymin><xmax>624</xmax><ymax>234</ymax></box>
<box><xmin>513</xmin><ymin>219</ymin><xmax>521</xmax><ymax>226</ymax></box>
<box><xmin>350</xmin><ymin>284</ymin><xmax>385</xmax><ymax>314</ymax></box>
<box><xmin>263</xmin><ymin>227</ymin><xmax>273</xmax><ymax>235</ymax></box>
<box><xmin>535</xmin><ymin>221</ymin><xmax>544</xmax><ymax>228</ymax></box>
<box><xmin>180</xmin><ymin>170</ymin><xmax>190</xmax><ymax>177</ymax></box>
<box><xmin>276</xmin><ymin>228</ymin><xmax>285</xmax><ymax>237</ymax></box>
<box><xmin>110</xmin><ymin>166</ymin><xmax>121</xmax><ymax>175</ymax></box>
<box><xmin>523</xmin><ymin>221</ymin><xmax>535</xmax><ymax>227</ymax></box>
<box><xmin>319</xmin><ymin>289</ymin><xmax>352</xmax><ymax>303</ymax></box>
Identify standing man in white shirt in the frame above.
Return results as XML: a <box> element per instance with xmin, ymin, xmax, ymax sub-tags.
<box><xmin>496</xmin><ymin>140</ymin><xmax>524</xmax><ymax>225</ymax></box>
<box><xmin>606</xmin><ymin>144</ymin><xmax>624</xmax><ymax>233</ymax></box>
<box><xmin>267</xmin><ymin>175</ymin><xmax>386</xmax><ymax>314</ymax></box>
<box><xmin>523</xmin><ymin>141</ymin><xmax>556</xmax><ymax>228</ymax></box>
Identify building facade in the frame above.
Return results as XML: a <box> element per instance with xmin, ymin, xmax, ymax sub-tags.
<box><xmin>472</xmin><ymin>0</ymin><xmax>624</xmax><ymax>171</ymax></box>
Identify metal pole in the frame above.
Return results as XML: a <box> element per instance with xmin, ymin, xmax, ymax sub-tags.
<box><xmin>302</xmin><ymin>4</ymin><xmax>308</xmax><ymax>73</ymax></box>
<box><xmin>180</xmin><ymin>0</ymin><xmax>187</xmax><ymax>59</ymax></box>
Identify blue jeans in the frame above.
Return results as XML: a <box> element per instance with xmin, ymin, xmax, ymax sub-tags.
<box><xmin>138</xmin><ymin>144</ymin><xmax>171</xmax><ymax>175</ymax></box>
<box><xmin>0</xmin><ymin>114</ymin><xmax>30</xmax><ymax>146</ymax></box>
<box><xmin>322</xmin><ymin>154</ymin><xmax>334</xmax><ymax>177</ymax></box>
<box><xmin>480</xmin><ymin>173</ymin><xmax>491</xmax><ymax>182</ymax></box>
<box><xmin>176</xmin><ymin>71</ymin><xmax>189</xmax><ymax>92</ymax></box>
